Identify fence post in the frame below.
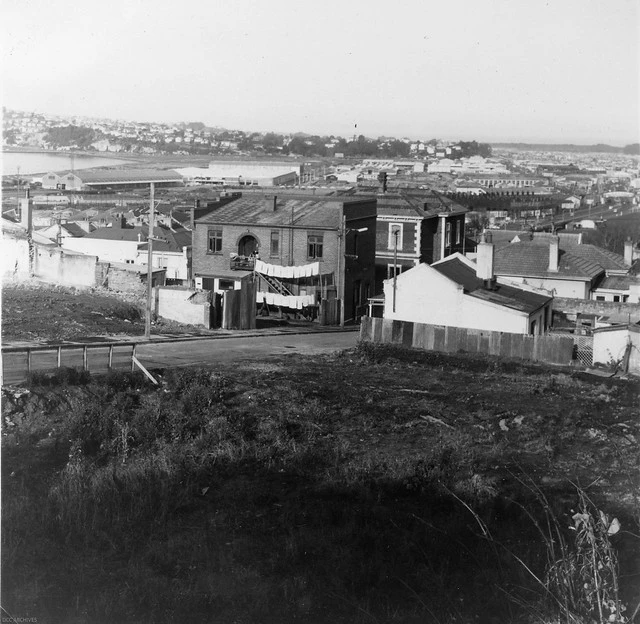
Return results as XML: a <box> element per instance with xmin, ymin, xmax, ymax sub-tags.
<box><xmin>26</xmin><ymin>349</ymin><xmax>31</xmax><ymax>374</ymax></box>
<box><xmin>108</xmin><ymin>345</ymin><xmax>114</xmax><ymax>370</ymax></box>
<box><xmin>131</xmin><ymin>344</ymin><xmax>137</xmax><ymax>373</ymax></box>
<box><xmin>83</xmin><ymin>346</ymin><xmax>88</xmax><ymax>371</ymax></box>
<box><xmin>57</xmin><ymin>346</ymin><xmax>62</xmax><ymax>370</ymax></box>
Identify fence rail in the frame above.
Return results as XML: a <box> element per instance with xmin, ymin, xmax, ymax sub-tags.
<box><xmin>2</xmin><ymin>342</ymin><xmax>138</xmax><ymax>386</ymax></box>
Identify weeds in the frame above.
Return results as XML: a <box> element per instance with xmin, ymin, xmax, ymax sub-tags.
<box><xmin>26</xmin><ymin>367</ymin><xmax>91</xmax><ymax>387</ymax></box>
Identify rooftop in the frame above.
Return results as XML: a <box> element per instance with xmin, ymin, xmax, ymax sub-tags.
<box><xmin>195</xmin><ymin>195</ymin><xmax>376</xmax><ymax>229</ymax></box>
<box><xmin>433</xmin><ymin>256</ymin><xmax>551</xmax><ymax>313</ymax></box>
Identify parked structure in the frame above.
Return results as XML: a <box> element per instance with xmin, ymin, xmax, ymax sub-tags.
<box><xmin>192</xmin><ymin>194</ymin><xmax>377</xmax><ymax>325</ymax></box>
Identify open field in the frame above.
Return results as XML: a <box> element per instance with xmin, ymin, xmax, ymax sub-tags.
<box><xmin>2</xmin><ymin>344</ymin><xmax>639</xmax><ymax>623</ymax></box>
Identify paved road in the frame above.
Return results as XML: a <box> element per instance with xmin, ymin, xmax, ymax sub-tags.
<box><xmin>136</xmin><ymin>331</ymin><xmax>359</xmax><ymax>370</ymax></box>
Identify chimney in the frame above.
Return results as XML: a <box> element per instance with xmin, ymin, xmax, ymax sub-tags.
<box><xmin>548</xmin><ymin>235</ymin><xmax>559</xmax><ymax>272</ymax></box>
<box><xmin>624</xmin><ymin>237</ymin><xmax>633</xmax><ymax>266</ymax></box>
<box><xmin>19</xmin><ymin>189</ymin><xmax>32</xmax><ymax>233</ymax></box>
<box><xmin>476</xmin><ymin>232</ymin><xmax>495</xmax><ymax>282</ymax></box>
<box><xmin>265</xmin><ymin>195</ymin><xmax>277</xmax><ymax>212</ymax></box>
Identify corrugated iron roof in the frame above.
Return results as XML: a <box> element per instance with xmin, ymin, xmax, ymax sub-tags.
<box><xmin>195</xmin><ymin>196</ymin><xmax>374</xmax><ymax>229</ymax></box>
<box><xmin>433</xmin><ymin>257</ymin><xmax>552</xmax><ymax>313</ymax></box>
<box><xmin>494</xmin><ymin>242</ymin><xmax>605</xmax><ymax>280</ymax></box>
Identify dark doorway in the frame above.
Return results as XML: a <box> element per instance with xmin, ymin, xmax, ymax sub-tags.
<box><xmin>238</xmin><ymin>235</ymin><xmax>258</xmax><ymax>256</ymax></box>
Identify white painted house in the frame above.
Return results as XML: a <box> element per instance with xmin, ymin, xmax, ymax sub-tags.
<box><xmin>383</xmin><ymin>242</ymin><xmax>553</xmax><ymax>335</ymax></box>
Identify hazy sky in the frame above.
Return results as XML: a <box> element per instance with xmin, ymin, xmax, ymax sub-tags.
<box><xmin>2</xmin><ymin>0</ymin><xmax>639</xmax><ymax>144</ymax></box>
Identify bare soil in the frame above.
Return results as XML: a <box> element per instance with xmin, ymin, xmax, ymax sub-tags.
<box><xmin>1</xmin><ymin>282</ymin><xmax>215</xmax><ymax>341</ymax></box>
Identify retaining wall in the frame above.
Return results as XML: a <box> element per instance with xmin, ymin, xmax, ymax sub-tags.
<box><xmin>360</xmin><ymin>317</ymin><xmax>574</xmax><ymax>365</ymax></box>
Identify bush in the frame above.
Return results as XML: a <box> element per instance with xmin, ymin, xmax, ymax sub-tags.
<box><xmin>26</xmin><ymin>367</ymin><xmax>91</xmax><ymax>387</ymax></box>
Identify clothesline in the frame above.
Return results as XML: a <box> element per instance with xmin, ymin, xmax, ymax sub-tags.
<box><xmin>256</xmin><ymin>291</ymin><xmax>317</xmax><ymax>309</ymax></box>
<box><xmin>254</xmin><ymin>259</ymin><xmax>321</xmax><ymax>279</ymax></box>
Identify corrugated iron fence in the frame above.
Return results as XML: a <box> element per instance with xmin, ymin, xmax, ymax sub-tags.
<box><xmin>360</xmin><ymin>317</ymin><xmax>575</xmax><ymax>366</ymax></box>
<box><xmin>2</xmin><ymin>342</ymin><xmax>138</xmax><ymax>386</ymax></box>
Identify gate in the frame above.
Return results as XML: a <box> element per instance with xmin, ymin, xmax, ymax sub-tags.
<box><xmin>573</xmin><ymin>334</ymin><xmax>594</xmax><ymax>367</ymax></box>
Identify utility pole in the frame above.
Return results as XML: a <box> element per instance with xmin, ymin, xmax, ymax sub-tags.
<box><xmin>392</xmin><ymin>227</ymin><xmax>399</xmax><ymax>313</ymax></box>
<box><xmin>145</xmin><ymin>182</ymin><xmax>155</xmax><ymax>339</ymax></box>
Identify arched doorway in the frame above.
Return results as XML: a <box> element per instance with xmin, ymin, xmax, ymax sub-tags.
<box><xmin>238</xmin><ymin>235</ymin><xmax>258</xmax><ymax>257</ymax></box>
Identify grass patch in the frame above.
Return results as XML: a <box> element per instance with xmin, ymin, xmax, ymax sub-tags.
<box><xmin>3</xmin><ymin>348</ymin><xmax>639</xmax><ymax>623</ymax></box>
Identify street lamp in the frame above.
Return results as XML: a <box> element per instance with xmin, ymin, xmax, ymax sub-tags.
<box><xmin>338</xmin><ymin>224</ymin><xmax>369</xmax><ymax>327</ymax></box>
<box><xmin>392</xmin><ymin>226</ymin><xmax>400</xmax><ymax>313</ymax></box>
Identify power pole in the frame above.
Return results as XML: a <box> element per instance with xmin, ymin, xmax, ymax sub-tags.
<box><xmin>145</xmin><ymin>182</ymin><xmax>155</xmax><ymax>339</ymax></box>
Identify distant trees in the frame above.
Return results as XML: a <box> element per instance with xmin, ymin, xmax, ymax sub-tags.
<box><xmin>623</xmin><ymin>143</ymin><xmax>640</xmax><ymax>155</ymax></box>
<box><xmin>457</xmin><ymin>141</ymin><xmax>492</xmax><ymax>158</ymax></box>
<box><xmin>44</xmin><ymin>125</ymin><xmax>98</xmax><ymax>149</ymax></box>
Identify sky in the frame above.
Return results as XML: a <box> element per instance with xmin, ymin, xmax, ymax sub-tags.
<box><xmin>2</xmin><ymin>0</ymin><xmax>639</xmax><ymax>145</ymax></box>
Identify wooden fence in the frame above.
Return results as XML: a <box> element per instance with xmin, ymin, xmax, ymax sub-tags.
<box><xmin>2</xmin><ymin>342</ymin><xmax>138</xmax><ymax>386</ymax></box>
<box><xmin>360</xmin><ymin>317</ymin><xmax>574</xmax><ymax>366</ymax></box>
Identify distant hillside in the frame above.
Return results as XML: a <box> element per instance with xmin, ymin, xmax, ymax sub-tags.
<box><xmin>492</xmin><ymin>142</ymin><xmax>639</xmax><ymax>154</ymax></box>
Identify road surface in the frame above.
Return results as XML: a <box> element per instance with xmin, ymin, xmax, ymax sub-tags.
<box><xmin>136</xmin><ymin>331</ymin><xmax>359</xmax><ymax>370</ymax></box>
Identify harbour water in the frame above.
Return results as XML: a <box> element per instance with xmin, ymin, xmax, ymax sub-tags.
<box><xmin>1</xmin><ymin>150</ymin><xmax>130</xmax><ymax>176</ymax></box>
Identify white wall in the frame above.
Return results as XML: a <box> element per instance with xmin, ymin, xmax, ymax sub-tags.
<box><xmin>498</xmin><ymin>275</ymin><xmax>589</xmax><ymax>299</ymax></box>
<box><xmin>383</xmin><ymin>264</ymin><xmax>530</xmax><ymax>334</ymax></box>
<box><xmin>136</xmin><ymin>249</ymin><xmax>189</xmax><ymax>281</ymax></box>
<box><xmin>63</xmin><ymin>237</ymin><xmax>141</xmax><ymax>263</ymax></box>
<box><xmin>593</xmin><ymin>329</ymin><xmax>630</xmax><ymax>367</ymax></box>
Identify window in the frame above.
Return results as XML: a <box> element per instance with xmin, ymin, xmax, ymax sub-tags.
<box><xmin>387</xmin><ymin>263</ymin><xmax>402</xmax><ymax>278</ymax></box>
<box><xmin>445</xmin><ymin>222</ymin><xmax>452</xmax><ymax>247</ymax></box>
<box><xmin>307</xmin><ymin>235</ymin><xmax>323</xmax><ymax>259</ymax></box>
<box><xmin>387</xmin><ymin>223</ymin><xmax>403</xmax><ymax>250</ymax></box>
<box><xmin>270</xmin><ymin>231</ymin><xmax>279</xmax><ymax>257</ymax></box>
<box><xmin>208</xmin><ymin>229</ymin><xmax>222</xmax><ymax>253</ymax></box>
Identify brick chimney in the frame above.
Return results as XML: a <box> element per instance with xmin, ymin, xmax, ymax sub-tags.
<box><xmin>548</xmin><ymin>235</ymin><xmax>560</xmax><ymax>272</ymax></box>
<box><xmin>624</xmin><ymin>237</ymin><xmax>634</xmax><ymax>266</ymax></box>
<box><xmin>265</xmin><ymin>195</ymin><xmax>277</xmax><ymax>212</ymax></box>
<box><xmin>476</xmin><ymin>232</ymin><xmax>495</xmax><ymax>283</ymax></box>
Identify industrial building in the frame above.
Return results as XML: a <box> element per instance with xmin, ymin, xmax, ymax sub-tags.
<box><xmin>40</xmin><ymin>169</ymin><xmax>184</xmax><ymax>191</ymax></box>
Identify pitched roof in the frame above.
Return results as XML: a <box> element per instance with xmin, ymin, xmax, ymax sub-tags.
<box><xmin>433</xmin><ymin>257</ymin><xmax>551</xmax><ymax>313</ymax></box>
<box><xmin>493</xmin><ymin>242</ymin><xmax>606</xmax><ymax>281</ymax></box>
<box><xmin>376</xmin><ymin>192</ymin><xmax>467</xmax><ymax>218</ymax></box>
<box><xmin>53</xmin><ymin>169</ymin><xmax>183</xmax><ymax>185</ymax></box>
<box><xmin>82</xmin><ymin>224</ymin><xmax>187</xmax><ymax>244</ymax></box>
<box><xmin>195</xmin><ymin>196</ymin><xmax>375</xmax><ymax>229</ymax></box>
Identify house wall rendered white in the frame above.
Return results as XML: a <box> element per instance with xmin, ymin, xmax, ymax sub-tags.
<box><xmin>62</xmin><ymin>237</ymin><xmax>142</xmax><ymax>263</ymax></box>
<box><xmin>135</xmin><ymin>248</ymin><xmax>189</xmax><ymax>281</ymax></box>
<box><xmin>382</xmin><ymin>264</ymin><xmax>530</xmax><ymax>334</ymax></box>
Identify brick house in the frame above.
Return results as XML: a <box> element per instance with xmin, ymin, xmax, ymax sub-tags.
<box><xmin>374</xmin><ymin>192</ymin><xmax>468</xmax><ymax>292</ymax></box>
<box><xmin>192</xmin><ymin>194</ymin><xmax>377</xmax><ymax>324</ymax></box>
